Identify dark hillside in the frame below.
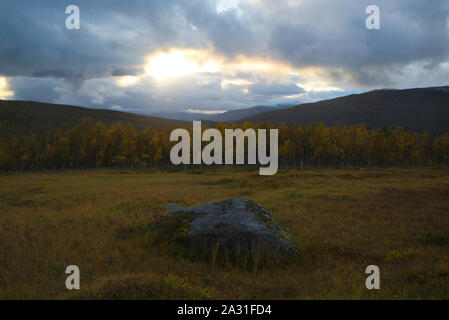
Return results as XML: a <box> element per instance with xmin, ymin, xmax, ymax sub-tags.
<box><xmin>0</xmin><ymin>100</ymin><xmax>188</xmax><ymax>137</ymax></box>
<box><xmin>242</xmin><ymin>87</ymin><xmax>449</xmax><ymax>133</ymax></box>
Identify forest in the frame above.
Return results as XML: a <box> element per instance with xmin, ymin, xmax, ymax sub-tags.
<box><xmin>1</xmin><ymin>118</ymin><xmax>448</xmax><ymax>171</ymax></box>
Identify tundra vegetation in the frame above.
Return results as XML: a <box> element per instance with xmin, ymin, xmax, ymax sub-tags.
<box><xmin>0</xmin><ymin>168</ymin><xmax>448</xmax><ymax>299</ymax></box>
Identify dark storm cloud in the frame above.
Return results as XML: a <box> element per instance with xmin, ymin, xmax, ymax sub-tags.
<box><xmin>8</xmin><ymin>77</ymin><xmax>62</xmax><ymax>102</ymax></box>
<box><xmin>111</xmin><ymin>68</ymin><xmax>141</xmax><ymax>77</ymax></box>
<box><xmin>0</xmin><ymin>0</ymin><xmax>250</xmax><ymax>82</ymax></box>
<box><xmin>264</xmin><ymin>0</ymin><xmax>449</xmax><ymax>86</ymax></box>
<box><xmin>181</xmin><ymin>1</ymin><xmax>260</xmax><ymax>57</ymax></box>
<box><xmin>0</xmin><ymin>1</ymin><xmax>159</xmax><ymax>81</ymax></box>
<box><xmin>2</xmin><ymin>0</ymin><xmax>448</xmax><ymax>82</ymax></box>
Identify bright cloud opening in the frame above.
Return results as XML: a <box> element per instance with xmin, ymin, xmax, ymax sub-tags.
<box><xmin>0</xmin><ymin>77</ymin><xmax>14</xmax><ymax>99</ymax></box>
<box><xmin>221</xmin><ymin>78</ymin><xmax>254</xmax><ymax>89</ymax></box>
<box><xmin>144</xmin><ymin>49</ymin><xmax>344</xmax><ymax>95</ymax></box>
<box><xmin>117</xmin><ymin>76</ymin><xmax>139</xmax><ymax>87</ymax></box>
<box><xmin>187</xmin><ymin>108</ymin><xmax>227</xmax><ymax>114</ymax></box>
<box><xmin>142</xmin><ymin>48</ymin><xmax>349</xmax><ymax>106</ymax></box>
<box><xmin>145</xmin><ymin>50</ymin><xmax>221</xmax><ymax>79</ymax></box>
<box><xmin>289</xmin><ymin>69</ymin><xmax>346</xmax><ymax>92</ymax></box>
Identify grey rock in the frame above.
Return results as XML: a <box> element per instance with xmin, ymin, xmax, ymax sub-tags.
<box><xmin>163</xmin><ymin>198</ymin><xmax>297</xmax><ymax>259</ymax></box>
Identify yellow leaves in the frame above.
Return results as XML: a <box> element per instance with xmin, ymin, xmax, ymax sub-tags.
<box><xmin>1</xmin><ymin>117</ymin><xmax>449</xmax><ymax>171</ymax></box>
<box><xmin>385</xmin><ymin>249</ymin><xmax>418</xmax><ymax>262</ymax></box>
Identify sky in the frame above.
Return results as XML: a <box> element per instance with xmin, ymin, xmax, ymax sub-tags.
<box><xmin>0</xmin><ymin>0</ymin><xmax>448</xmax><ymax>115</ymax></box>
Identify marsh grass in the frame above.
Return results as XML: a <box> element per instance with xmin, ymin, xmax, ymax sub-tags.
<box><xmin>0</xmin><ymin>168</ymin><xmax>448</xmax><ymax>299</ymax></box>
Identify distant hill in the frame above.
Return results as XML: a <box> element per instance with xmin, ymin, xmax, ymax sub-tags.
<box><xmin>0</xmin><ymin>100</ymin><xmax>188</xmax><ymax>137</ymax></box>
<box><xmin>149</xmin><ymin>105</ymin><xmax>283</xmax><ymax>122</ymax></box>
<box><xmin>3</xmin><ymin>86</ymin><xmax>449</xmax><ymax>138</ymax></box>
<box><xmin>209</xmin><ymin>106</ymin><xmax>276</xmax><ymax>122</ymax></box>
<box><xmin>147</xmin><ymin>111</ymin><xmax>217</xmax><ymax>121</ymax></box>
<box><xmin>242</xmin><ymin>87</ymin><xmax>449</xmax><ymax>133</ymax></box>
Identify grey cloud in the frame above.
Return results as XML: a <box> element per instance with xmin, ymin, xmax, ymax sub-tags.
<box><xmin>249</xmin><ymin>82</ymin><xmax>305</xmax><ymax>96</ymax></box>
<box><xmin>0</xmin><ymin>1</ymin><xmax>203</xmax><ymax>81</ymax></box>
<box><xmin>111</xmin><ymin>68</ymin><xmax>142</xmax><ymax>77</ymax></box>
<box><xmin>2</xmin><ymin>0</ymin><xmax>449</xmax><ymax>112</ymax></box>
<box><xmin>3</xmin><ymin>0</ymin><xmax>448</xmax><ymax>86</ymax></box>
<box><xmin>8</xmin><ymin>77</ymin><xmax>63</xmax><ymax>103</ymax></box>
<box><xmin>264</xmin><ymin>0</ymin><xmax>449</xmax><ymax>86</ymax></box>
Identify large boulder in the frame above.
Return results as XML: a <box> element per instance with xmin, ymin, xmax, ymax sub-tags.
<box><xmin>156</xmin><ymin>198</ymin><xmax>297</xmax><ymax>259</ymax></box>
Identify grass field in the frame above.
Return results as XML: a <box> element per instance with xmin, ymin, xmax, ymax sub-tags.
<box><xmin>0</xmin><ymin>168</ymin><xmax>448</xmax><ymax>299</ymax></box>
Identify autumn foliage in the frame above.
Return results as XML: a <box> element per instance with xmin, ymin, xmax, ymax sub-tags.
<box><xmin>1</xmin><ymin>118</ymin><xmax>448</xmax><ymax>171</ymax></box>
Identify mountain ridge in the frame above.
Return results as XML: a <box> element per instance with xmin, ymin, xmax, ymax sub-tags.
<box><xmin>148</xmin><ymin>104</ymin><xmax>292</xmax><ymax>122</ymax></box>
<box><xmin>0</xmin><ymin>100</ymin><xmax>188</xmax><ymax>137</ymax></box>
<box><xmin>2</xmin><ymin>85</ymin><xmax>449</xmax><ymax>137</ymax></box>
<box><xmin>241</xmin><ymin>86</ymin><xmax>449</xmax><ymax>133</ymax></box>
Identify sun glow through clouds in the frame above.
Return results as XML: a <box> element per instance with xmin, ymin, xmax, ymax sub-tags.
<box><xmin>187</xmin><ymin>108</ymin><xmax>227</xmax><ymax>114</ymax></box>
<box><xmin>145</xmin><ymin>50</ymin><xmax>220</xmax><ymax>79</ymax></box>
<box><xmin>116</xmin><ymin>76</ymin><xmax>139</xmax><ymax>87</ymax></box>
<box><xmin>0</xmin><ymin>77</ymin><xmax>14</xmax><ymax>99</ymax></box>
<box><xmin>142</xmin><ymin>49</ymin><xmax>347</xmax><ymax>97</ymax></box>
<box><xmin>220</xmin><ymin>78</ymin><xmax>254</xmax><ymax>89</ymax></box>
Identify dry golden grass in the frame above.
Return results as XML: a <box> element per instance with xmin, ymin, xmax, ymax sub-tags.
<box><xmin>0</xmin><ymin>168</ymin><xmax>448</xmax><ymax>299</ymax></box>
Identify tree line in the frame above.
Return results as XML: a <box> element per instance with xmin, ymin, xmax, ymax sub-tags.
<box><xmin>0</xmin><ymin>118</ymin><xmax>448</xmax><ymax>171</ymax></box>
